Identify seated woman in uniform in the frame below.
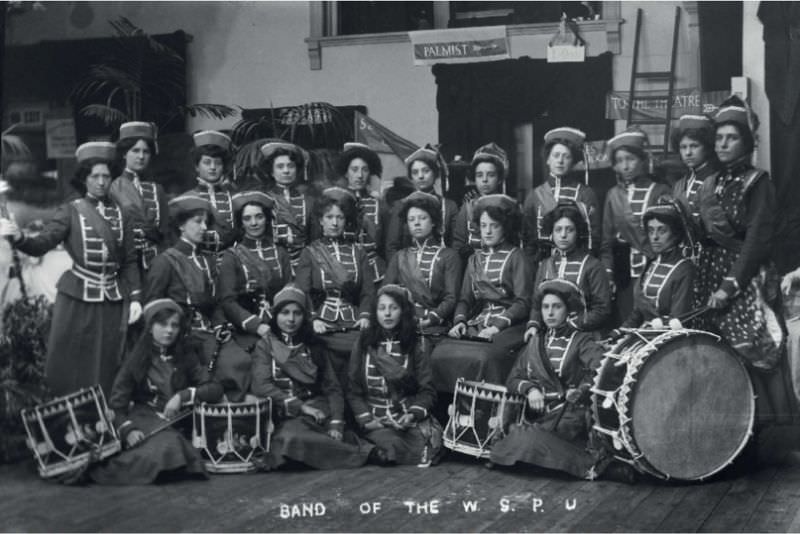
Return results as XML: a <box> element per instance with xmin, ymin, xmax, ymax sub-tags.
<box><xmin>348</xmin><ymin>284</ymin><xmax>441</xmax><ymax>466</ymax></box>
<box><xmin>260</xmin><ymin>141</ymin><xmax>314</xmax><ymax>270</ymax></box>
<box><xmin>250</xmin><ymin>285</ymin><xmax>383</xmax><ymax>469</ymax></box>
<box><xmin>490</xmin><ymin>280</ymin><xmax>636</xmax><ymax>481</ymax></box>
<box><xmin>295</xmin><ymin>187</ymin><xmax>374</xmax><ymax>385</ymax></box>
<box><xmin>525</xmin><ymin>199</ymin><xmax>611</xmax><ymax>341</ymax></box>
<box><xmin>610</xmin><ymin>197</ymin><xmax>697</xmax><ymax>336</ymax></box>
<box><xmin>218</xmin><ymin>191</ymin><xmax>291</xmax><ymax>354</ymax></box>
<box><xmin>522</xmin><ymin>127</ymin><xmax>600</xmax><ymax>263</ymax></box>
<box><xmin>432</xmin><ymin>194</ymin><xmax>531</xmax><ymax>393</ymax></box>
<box><xmin>145</xmin><ymin>195</ymin><xmax>252</xmax><ymax>402</ymax></box>
<box><xmin>452</xmin><ymin>143</ymin><xmax>509</xmax><ymax>262</ymax></box>
<box><xmin>338</xmin><ymin>142</ymin><xmax>389</xmax><ymax>283</ymax></box>
<box><xmin>384</xmin><ymin>190</ymin><xmax>462</xmax><ymax>343</ymax></box>
<box><xmin>600</xmin><ymin>128</ymin><xmax>672</xmax><ymax>320</ymax></box>
<box><xmin>384</xmin><ymin>145</ymin><xmax>458</xmax><ymax>259</ymax></box>
<box><xmin>90</xmin><ymin>299</ymin><xmax>223</xmax><ymax>484</ymax></box>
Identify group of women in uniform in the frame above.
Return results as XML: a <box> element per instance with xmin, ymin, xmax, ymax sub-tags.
<box><xmin>1</xmin><ymin>94</ymin><xmax>793</xmax><ymax>484</ymax></box>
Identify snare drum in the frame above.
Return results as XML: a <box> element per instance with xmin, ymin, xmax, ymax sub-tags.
<box><xmin>20</xmin><ymin>386</ymin><xmax>121</xmax><ymax>478</ymax></box>
<box><xmin>192</xmin><ymin>399</ymin><xmax>273</xmax><ymax>473</ymax></box>
<box><xmin>592</xmin><ymin>328</ymin><xmax>755</xmax><ymax>480</ymax></box>
<box><xmin>443</xmin><ymin>379</ymin><xmax>526</xmax><ymax>458</ymax></box>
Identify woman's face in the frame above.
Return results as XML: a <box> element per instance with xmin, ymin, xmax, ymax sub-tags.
<box><xmin>541</xmin><ymin>293</ymin><xmax>568</xmax><ymax>329</ymax></box>
<box><xmin>320</xmin><ymin>204</ymin><xmax>346</xmax><ymax>237</ymax></box>
<box><xmin>85</xmin><ymin>163</ymin><xmax>113</xmax><ymax>198</ymax></box>
<box><xmin>241</xmin><ymin>204</ymin><xmax>267</xmax><ymax>239</ymax></box>
<box><xmin>406</xmin><ymin>206</ymin><xmax>434</xmax><ymax>240</ymax></box>
<box><xmin>480</xmin><ymin>211</ymin><xmax>505</xmax><ymax>247</ymax></box>
<box><xmin>409</xmin><ymin>160</ymin><xmax>436</xmax><ymax>192</ymax></box>
<box><xmin>346</xmin><ymin>157</ymin><xmax>370</xmax><ymax>191</ymax></box>
<box><xmin>196</xmin><ymin>155</ymin><xmax>224</xmax><ymax>184</ymax></box>
<box><xmin>272</xmin><ymin>155</ymin><xmax>297</xmax><ymax>186</ymax></box>
<box><xmin>125</xmin><ymin>139</ymin><xmax>151</xmax><ymax>173</ymax></box>
<box><xmin>547</xmin><ymin>143</ymin><xmax>574</xmax><ymax>178</ymax></box>
<box><xmin>276</xmin><ymin>302</ymin><xmax>304</xmax><ymax>335</ymax></box>
<box><xmin>613</xmin><ymin>149</ymin><xmax>646</xmax><ymax>183</ymax></box>
<box><xmin>376</xmin><ymin>293</ymin><xmax>402</xmax><ymax>331</ymax></box>
<box><xmin>552</xmin><ymin>216</ymin><xmax>577</xmax><ymax>252</ymax></box>
<box><xmin>474</xmin><ymin>162</ymin><xmax>500</xmax><ymax>196</ymax></box>
<box><xmin>647</xmin><ymin>218</ymin><xmax>678</xmax><ymax>255</ymax></box>
<box><xmin>180</xmin><ymin>213</ymin><xmax>208</xmax><ymax>244</ymax></box>
<box><xmin>715</xmin><ymin>124</ymin><xmax>747</xmax><ymax>164</ymax></box>
<box><xmin>151</xmin><ymin>312</ymin><xmax>182</xmax><ymax>348</ymax></box>
<box><xmin>679</xmin><ymin>136</ymin><xmax>709</xmax><ymax>170</ymax></box>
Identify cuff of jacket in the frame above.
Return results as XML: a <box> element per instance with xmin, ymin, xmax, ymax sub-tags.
<box><xmin>129</xmin><ymin>289</ymin><xmax>142</xmax><ymax>303</ymax></box>
<box><xmin>408</xmin><ymin>405</ymin><xmax>427</xmax><ymax>421</ymax></box>
<box><xmin>526</xmin><ymin>320</ymin><xmax>541</xmax><ymax>331</ymax></box>
<box><xmin>515</xmin><ymin>380</ymin><xmax>538</xmax><ymax>396</ymax></box>
<box><xmin>453</xmin><ymin>314</ymin><xmax>467</xmax><ymax>325</ymax></box>
<box><xmin>327</xmin><ymin>419</ymin><xmax>344</xmax><ymax>432</ymax></box>
<box><xmin>242</xmin><ymin>314</ymin><xmax>261</xmax><ymax>334</ymax></box>
<box><xmin>118</xmin><ymin>420</ymin><xmax>139</xmax><ymax>442</ymax></box>
<box><xmin>355</xmin><ymin>411</ymin><xmax>374</xmax><ymax>427</ymax></box>
<box><xmin>179</xmin><ymin>387</ymin><xmax>196</xmax><ymax>405</ymax></box>
<box><xmin>487</xmin><ymin>315</ymin><xmax>511</xmax><ymax>330</ymax></box>
<box><xmin>285</xmin><ymin>397</ymin><xmax>303</xmax><ymax>417</ymax></box>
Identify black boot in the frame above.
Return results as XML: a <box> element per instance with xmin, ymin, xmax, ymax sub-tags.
<box><xmin>602</xmin><ymin>461</ymin><xmax>639</xmax><ymax>484</ymax></box>
<box><xmin>367</xmin><ymin>446</ymin><xmax>393</xmax><ymax>466</ymax></box>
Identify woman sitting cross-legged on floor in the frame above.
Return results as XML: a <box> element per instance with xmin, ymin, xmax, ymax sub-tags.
<box><xmin>90</xmin><ymin>299</ymin><xmax>224</xmax><ymax>485</ymax></box>
<box><xmin>489</xmin><ymin>279</ymin><xmax>636</xmax><ymax>482</ymax></box>
<box><xmin>348</xmin><ymin>284</ymin><xmax>443</xmax><ymax>466</ymax></box>
<box><xmin>250</xmin><ymin>284</ymin><xmax>385</xmax><ymax>469</ymax></box>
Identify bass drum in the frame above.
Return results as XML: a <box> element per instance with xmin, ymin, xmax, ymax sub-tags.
<box><xmin>592</xmin><ymin>329</ymin><xmax>755</xmax><ymax>480</ymax></box>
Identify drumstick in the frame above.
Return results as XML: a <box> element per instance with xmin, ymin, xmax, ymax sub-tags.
<box><xmin>130</xmin><ymin>409</ymin><xmax>193</xmax><ymax>448</ymax></box>
<box><xmin>418</xmin><ymin>331</ymin><xmax>492</xmax><ymax>343</ymax></box>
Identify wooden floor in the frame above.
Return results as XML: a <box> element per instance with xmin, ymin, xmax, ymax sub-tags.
<box><xmin>3</xmin><ymin>425</ymin><xmax>800</xmax><ymax>533</ymax></box>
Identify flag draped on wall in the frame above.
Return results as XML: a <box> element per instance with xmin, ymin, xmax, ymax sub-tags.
<box><xmin>353</xmin><ymin>111</ymin><xmax>418</xmax><ymax>160</ymax></box>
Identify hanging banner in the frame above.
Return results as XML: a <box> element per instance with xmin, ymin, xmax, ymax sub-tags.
<box><xmin>605</xmin><ymin>89</ymin><xmax>730</xmax><ymax>121</ymax></box>
<box><xmin>574</xmin><ymin>140</ymin><xmax>612</xmax><ymax>171</ymax></box>
<box><xmin>408</xmin><ymin>26</ymin><xmax>509</xmax><ymax>66</ymax></box>
<box><xmin>45</xmin><ymin>119</ymin><xmax>77</xmax><ymax>159</ymax></box>
<box><xmin>353</xmin><ymin>111</ymin><xmax>418</xmax><ymax>160</ymax></box>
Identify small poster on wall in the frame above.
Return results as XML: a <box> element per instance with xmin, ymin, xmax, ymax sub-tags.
<box><xmin>45</xmin><ymin>119</ymin><xmax>77</xmax><ymax>159</ymax></box>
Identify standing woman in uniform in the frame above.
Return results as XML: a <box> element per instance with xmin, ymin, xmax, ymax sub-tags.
<box><xmin>383</xmin><ymin>191</ymin><xmax>462</xmax><ymax>346</ymax></box>
<box><xmin>0</xmin><ymin>142</ymin><xmax>142</xmax><ymax>396</ymax></box>
<box><xmin>671</xmin><ymin>114</ymin><xmax>719</xmax><ymax>232</ymax></box>
<box><xmin>522</xmin><ymin>127</ymin><xmax>600</xmax><ymax>264</ymax></box>
<box><xmin>600</xmin><ymin>128</ymin><xmax>671</xmax><ymax>320</ymax></box>
<box><xmin>185</xmin><ymin>131</ymin><xmax>238</xmax><ymax>256</ymax></box>
<box><xmin>697</xmin><ymin>96</ymin><xmax>793</xmax><ymax>421</ymax></box>
<box><xmin>295</xmin><ymin>187</ymin><xmax>375</xmax><ymax>385</ymax></box>
<box><xmin>432</xmin><ymin>194</ymin><xmax>531</xmax><ymax>393</ymax></box>
<box><xmin>145</xmin><ymin>195</ymin><xmax>252</xmax><ymax>402</ymax></box>
<box><xmin>452</xmin><ymin>142</ymin><xmax>509</xmax><ymax>262</ymax></box>
<box><xmin>260</xmin><ymin>141</ymin><xmax>314</xmax><ymax>271</ymax></box>
<box><xmin>218</xmin><ymin>191</ymin><xmax>291</xmax><ymax>356</ymax></box>
<box><xmin>109</xmin><ymin>121</ymin><xmax>169</xmax><ymax>273</ymax></box>
<box><xmin>526</xmin><ymin>199</ymin><xmax>611</xmax><ymax>341</ymax></box>
<box><xmin>384</xmin><ymin>145</ymin><xmax>458</xmax><ymax>259</ymax></box>
<box><xmin>338</xmin><ymin>142</ymin><xmax>388</xmax><ymax>283</ymax></box>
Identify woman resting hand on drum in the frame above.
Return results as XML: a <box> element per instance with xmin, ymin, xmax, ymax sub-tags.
<box><xmin>608</xmin><ymin>197</ymin><xmax>696</xmax><ymax>338</ymax></box>
<box><xmin>452</xmin><ymin>142</ymin><xmax>509</xmax><ymax>262</ymax></box>
<box><xmin>489</xmin><ymin>280</ymin><xmax>632</xmax><ymax>481</ymax></box>
<box><xmin>432</xmin><ymin>195</ymin><xmax>530</xmax><ymax>392</ymax></box>
<box><xmin>90</xmin><ymin>299</ymin><xmax>223</xmax><ymax>484</ymax></box>
<box><xmin>347</xmin><ymin>285</ymin><xmax>442</xmax><ymax>466</ymax></box>
<box><xmin>384</xmin><ymin>191</ymin><xmax>462</xmax><ymax>335</ymax></box>
<box><xmin>525</xmin><ymin>199</ymin><xmax>611</xmax><ymax>342</ymax></box>
<box><xmin>250</xmin><ymin>285</ymin><xmax>384</xmax><ymax>469</ymax></box>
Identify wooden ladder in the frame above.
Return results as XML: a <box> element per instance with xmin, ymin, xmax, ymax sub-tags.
<box><xmin>626</xmin><ymin>6</ymin><xmax>681</xmax><ymax>155</ymax></box>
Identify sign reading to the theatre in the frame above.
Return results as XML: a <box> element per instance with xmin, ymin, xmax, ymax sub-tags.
<box><xmin>409</xmin><ymin>26</ymin><xmax>509</xmax><ymax>66</ymax></box>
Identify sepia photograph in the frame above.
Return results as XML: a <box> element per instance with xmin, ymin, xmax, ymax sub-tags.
<box><xmin>1</xmin><ymin>1</ymin><xmax>799</xmax><ymax>531</ymax></box>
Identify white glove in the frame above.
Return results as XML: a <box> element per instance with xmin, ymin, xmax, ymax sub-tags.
<box><xmin>128</xmin><ymin>301</ymin><xmax>143</xmax><ymax>324</ymax></box>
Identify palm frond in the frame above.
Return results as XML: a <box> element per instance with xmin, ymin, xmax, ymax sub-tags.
<box><xmin>174</xmin><ymin>103</ymin><xmax>236</xmax><ymax>120</ymax></box>
<box><xmin>78</xmin><ymin>104</ymin><xmax>130</xmax><ymax>127</ymax></box>
<box><xmin>1</xmin><ymin>135</ymin><xmax>32</xmax><ymax>160</ymax></box>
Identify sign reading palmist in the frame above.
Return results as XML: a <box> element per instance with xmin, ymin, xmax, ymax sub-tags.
<box><xmin>409</xmin><ymin>26</ymin><xmax>510</xmax><ymax>66</ymax></box>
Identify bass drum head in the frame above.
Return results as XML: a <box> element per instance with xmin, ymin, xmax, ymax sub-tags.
<box><xmin>630</xmin><ymin>333</ymin><xmax>754</xmax><ymax>480</ymax></box>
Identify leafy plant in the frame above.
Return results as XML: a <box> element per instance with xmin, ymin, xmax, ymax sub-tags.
<box><xmin>70</xmin><ymin>17</ymin><xmax>236</xmax><ymax>130</ymax></box>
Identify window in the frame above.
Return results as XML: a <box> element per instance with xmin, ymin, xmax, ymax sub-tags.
<box><xmin>337</xmin><ymin>1</ymin><xmax>434</xmax><ymax>35</ymax></box>
<box><xmin>449</xmin><ymin>1</ymin><xmax>602</xmax><ymax>28</ymax></box>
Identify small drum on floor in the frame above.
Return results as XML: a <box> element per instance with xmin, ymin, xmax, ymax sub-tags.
<box><xmin>443</xmin><ymin>379</ymin><xmax>525</xmax><ymax>459</ymax></box>
<box><xmin>20</xmin><ymin>385</ymin><xmax>121</xmax><ymax>478</ymax></box>
<box><xmin>192</xmin><ymin>399</ymin><xmax>273</xmax><ymax>473</ymax></box>
<box><xmin>592</xmin><ymin>328</ymin><xmax>755</xmax><ymax>481</ymax></box>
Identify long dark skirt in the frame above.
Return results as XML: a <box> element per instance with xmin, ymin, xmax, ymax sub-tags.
<box><xmin>319</xmin><ymin>329</ymin><xmax>362</xmax><ymax>388</ymax></box>
<box><xmin>363</xmin><ymin>417</ymin><xmax>442</xmax><ymax>465</ymax></box>
<box><xmin>45</xmin><ymin>293</ymin><xmax>125</xmax><ymax>397</ymax></box>
<box><xmin>490</xmin><ymin>404</ymin><xmax>597</xmax><ymax>479</ymax></box>
<box><xmin>192</xmin><ymin>330</ymin><xmax>254</xmax><ymax>402</ymax></box>
<box><xmin>269</xmin><ymin>416</ymin><xmax>373</xmax><ymax>470</ymax></box>
<box><xmin>430</xmin><ymin>324</ymin><xmax>526</xmax><ymax>393</ymax></box>
<box><xmin>89</xmin><ymin>405</ymin><xmax>206</xmax><ymax>485</ymax></box>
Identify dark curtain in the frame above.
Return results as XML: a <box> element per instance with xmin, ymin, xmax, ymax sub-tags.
<box><xmin>759</xmin><ymin>2</ymin><xmax>800</xmax><ymax>273</ymax></box>
<box><xmin>433</xmin><ymin>52</ymin><xmax>614</xmax><ymax>200</ymax></box>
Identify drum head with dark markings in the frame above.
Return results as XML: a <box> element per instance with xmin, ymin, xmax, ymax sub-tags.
<box><xmin>629</xmin><ymin>333</ymin><xmax>754</xmax><ymax>480</ymax></box>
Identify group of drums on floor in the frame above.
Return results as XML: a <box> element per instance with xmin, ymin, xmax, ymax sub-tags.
<box><xmin>6</xmin><ymin>94</ymin><xmax>799</xmax><ymax>485</ymax></box>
